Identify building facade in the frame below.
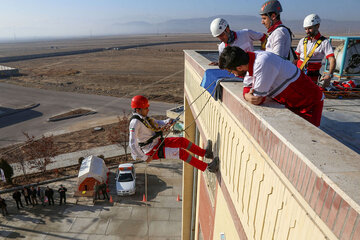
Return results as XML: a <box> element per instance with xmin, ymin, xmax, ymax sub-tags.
<box><xmin>182</xmin><ymin>50</ymin><xmax>360</xmax><ymax>240</ymax></box>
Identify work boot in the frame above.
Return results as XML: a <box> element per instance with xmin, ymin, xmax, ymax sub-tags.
<box><xmin>204</xmin><ymin>140</ymin><xmax>213</xmax><ymax>159</ymax></box>
<box><xmin>207</xmin><ymin>157</ymin><xmax>219</xmax><ymax>173</ymax></box>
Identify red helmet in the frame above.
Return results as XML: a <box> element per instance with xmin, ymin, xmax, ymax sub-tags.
<box><xmin>131</xmin><ymin>95</ymin><xmax>149</xmax><ymax>109</ymax></box>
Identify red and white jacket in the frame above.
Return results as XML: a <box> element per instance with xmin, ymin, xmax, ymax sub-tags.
<box><xmin>218</xmin><ymin>29</ymin><xmax>266</xmax><ymax>54</ymax></box>
<box><xmin>295</xmin><ymin>32</ymin><xmax>334</xmax><ymax>71</ymax></box>
<box><xmin>266</xmin><ymin>21</ymin><xmax>292</xmax><ymax>59</ymax></box>
<box><xmin>129</xmin><ymin>113</ymin><xmax>171</xmax><ymax>161</ymax></box>
<box><xmin>243</xmin><ymin>51</ymin><xmax>300</xmax><ymax>98</ymax></box>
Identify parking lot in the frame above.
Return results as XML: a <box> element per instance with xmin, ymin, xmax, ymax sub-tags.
<box><xmin>0</xmin><ymin>159</ymin><xmax>183</xmax><ymax>240</ymax></box>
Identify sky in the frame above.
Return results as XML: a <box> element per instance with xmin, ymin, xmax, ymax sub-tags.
<box><xmin>0</xmin><ymin>0</ymin><xmax>359</xmax><ymax>40</ymax></box>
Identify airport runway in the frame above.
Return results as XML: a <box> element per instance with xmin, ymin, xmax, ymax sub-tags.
<box><xmin>0</xmin><ymin>82</ymin><xmax>178</xmax><ymax>147</ymax></box>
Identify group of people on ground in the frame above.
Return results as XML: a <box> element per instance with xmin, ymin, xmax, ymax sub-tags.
<box><xmin>10</xmin><ymin>185</ymin><xmax>66</xmax><ymax>212</ymax></box>
<box><xmin>128</xmin><ymin>0</ymin><xmax>337</xmax><ymax>173</ymax></box>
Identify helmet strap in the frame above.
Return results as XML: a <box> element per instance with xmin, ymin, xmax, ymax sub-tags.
<box><xmin>267</xmin><ymin>13</ymin><xmax>278</xmax><ymax>27</ymax></box>
<box><xmin>227</xmin><ymin>30</ymin><xmax>235</xmax><ymax>45</ymax></box>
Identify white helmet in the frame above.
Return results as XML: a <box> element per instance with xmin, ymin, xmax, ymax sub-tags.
<box><xmin>210</xmin><ymin>18</ymin><xmax>229</xmax><ymax>37</ymax></box>
<box><xmin>303</xmin><ymin>14</ymin><xmax>321</xmax><ymax>28</ymax></box>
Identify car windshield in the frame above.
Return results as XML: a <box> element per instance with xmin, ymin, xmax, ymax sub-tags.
<box><xmin>117</xmin><ymin>173</ymin><xmax>133</xmax><ymax>182</ymax></box>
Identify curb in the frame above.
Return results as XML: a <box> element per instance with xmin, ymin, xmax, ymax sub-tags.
<box><xmin>0</xmin><ymin>103</ymin><xmax>40</xmax><ymax>119</ymax></box>
<box><xmin>47</xmin><ymin>111</ymin><xmax>97</xmax><ymax>122</ymax></box>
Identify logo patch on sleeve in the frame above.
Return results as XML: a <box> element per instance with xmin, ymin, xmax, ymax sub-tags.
<box><xmin>130</xmin><ymin>128</ymin><xmax>135</xmax><ymax>132</ymax></box>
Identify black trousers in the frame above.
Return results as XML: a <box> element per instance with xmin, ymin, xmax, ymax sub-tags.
<box><xmin>102</xmin><ymin>190</ymin><xmax>109</xmax><ymax>200</ymax></box>
<box><xmin>59</xmin><ymin>195</ymin><xmax>66</xmax><ymax>205</ymax></box>
<box><xmin>24</xmin><ymin>196</ymin><xmax>32</xmax><ymax>205</ymax></box>
<box><xmin>47</xmin><ymin>196</ymin><xmax>55</xmax><ymax>205</ymax></box>
<box><xmin>15</xmin><ymin>199</ymin><xmax>23</xmax><ymax>209</ymax></box>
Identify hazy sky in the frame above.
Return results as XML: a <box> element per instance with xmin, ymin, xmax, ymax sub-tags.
<box><xmin>0</xmin><ymin>0</ymin><xmax>359</xmax><ymax>39</ymax></box>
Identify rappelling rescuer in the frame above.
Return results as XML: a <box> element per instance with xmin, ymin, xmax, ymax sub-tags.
<box><xmin>129</xmin><ymin>95</ymin><xmax>219</xmax><ymax>173</ymax></box>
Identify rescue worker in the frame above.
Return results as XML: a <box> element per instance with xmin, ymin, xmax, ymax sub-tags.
<box><xmin>209</xmin><ymin>18</ymin><xmax>266</xmax><ymax>65</ymax></box>
<box><xmin>295</xmin><ymin>14</ymin><xmax>335</xmax><ymax>87</ymax></box>
<box><xmin>259</xmin><ymin>0</ymin><xmax>293</xmax><ymax>59</ymax></box>
<box><xmin>129</xmin><ymin>95</ymin><xmax>219</xmax><ymax>173</ymax></box>
<box><xmin>219</xmin><ymin>46</ymin><xmax>324</xmax><ymax>127</ymax></box>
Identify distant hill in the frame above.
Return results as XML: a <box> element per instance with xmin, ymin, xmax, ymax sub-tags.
<box><xmin>116</xmin><ymin>15</ymin><xmax>360</xmax><ymax>35</ymax></box>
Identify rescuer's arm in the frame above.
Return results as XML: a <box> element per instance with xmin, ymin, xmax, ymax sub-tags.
<box><xmin>244</xmin><ymin>89</ymin><xmax>266</xmax><ymax>105</ymax></box>
<box><xmin>321</xmin><ymin>56</ymin><xmax>335</xmax><ymax>88</ymax></box>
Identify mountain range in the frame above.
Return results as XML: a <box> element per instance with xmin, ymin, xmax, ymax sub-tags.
<box><xmin>115</xmin><ymin>15</ymin><xmax>359</xmax><ymax>35</ymax></box>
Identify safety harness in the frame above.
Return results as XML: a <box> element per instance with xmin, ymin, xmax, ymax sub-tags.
<box><xmin>130</xmin><ymin>115</ymin><xmax>165</xmax><ymax>157</ymax></box>
<box><xmin>300</xmin><ymin>36</ymin><xmax>326</xmax><ymax>70</ymax></box>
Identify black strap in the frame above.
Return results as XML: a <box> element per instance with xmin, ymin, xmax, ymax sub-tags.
<box><xmin>139</xmin><ymin>131</ymin><xmax>163</xmax><ymax>147</ymax></box>
<box><xmin>156</xmin><ymin>139</ymin><xmax>165</xmax><ymax>158</ymax></box>
<box><xmin>130</xmin><ymin>115</ymin><xmax>163</xmax><ymax>147</ymax></box>
<box><xmin>270</xmin><ymin>25</ymin><xmax>296</xmax><ymax>60</ymax></box>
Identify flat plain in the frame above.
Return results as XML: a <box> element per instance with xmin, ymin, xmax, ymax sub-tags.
<box><xmin>0</xmin><ymin>34</ymin><xmax>220</xmax><ymax>104</ymax></box>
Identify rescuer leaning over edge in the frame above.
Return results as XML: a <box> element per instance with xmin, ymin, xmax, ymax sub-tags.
<box><xmin>219</xmin><ymin>46</ymin><xmax>324</xmax><ymax>127</ymax></box>
<box><xmin>128</xmin><ymin>95</ymin><xmax>219</xmax><ymax>173</ymax></box>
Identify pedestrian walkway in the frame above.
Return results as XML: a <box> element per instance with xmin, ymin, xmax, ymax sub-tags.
<box><xmin>0</xmin><ymin>159</ymin><xmax>183</xmax><ymax>239</ymax></box>
<box><xmin>11</xmin><ymin>144</ymin><xmax>129</xmax><ymax>177</ymax></box>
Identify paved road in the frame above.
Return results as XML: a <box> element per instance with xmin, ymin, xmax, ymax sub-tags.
<box><xmin>0</xmin><ymin>40</ymin><xmax>216</xmax><ymax>63</ymax></box>
<box><xmin>0</xmin><ymin>82</ymin><xmax>178</xmax><ymax>147</ymax></box>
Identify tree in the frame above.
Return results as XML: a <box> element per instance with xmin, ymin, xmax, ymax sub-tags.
<box><xmin>107</xmin><ymin>112</ymin><xmax>130</xmax><ymax>159</ymax></box>
<box><xmin>7</xmin><ymin>150</ymin><xmax>28</xmax><ymax>182</ymax></box>
<box><xmin>0</xmin><ymin>159</ymin><xmax>14</xmax><ymax>184</ymax></box>
<box><xmin>21</xmin><ymin>132</ymin><xmax>59</xmax><ymax>173</ymax></box>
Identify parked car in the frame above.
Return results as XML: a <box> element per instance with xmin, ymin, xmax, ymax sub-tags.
<box><xmin>115</xmin><ymin>163</ymin><xmax>136</xmax><ymax>196</ymax></box>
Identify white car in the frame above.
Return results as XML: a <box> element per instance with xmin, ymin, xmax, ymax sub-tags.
<box><xmin>115</xmin><ymin>163</ymin><xmax>136</xmax><ymax>196</ymax></box>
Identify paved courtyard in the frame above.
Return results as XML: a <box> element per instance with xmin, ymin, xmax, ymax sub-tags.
<box><xmin>0</xmin><ymin>160</ymin><xmax>183</xmax><ymax>240</ymax></box>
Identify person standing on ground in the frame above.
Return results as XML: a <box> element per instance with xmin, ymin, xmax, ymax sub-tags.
<box><xmin>294</xmin><ymin>14</ymin><xmax>335</xmax><ymax>87</ymax></box>
<box><xmin>0</xmin><ymin>196</ymin><xmax>9</xmax><ymax>216</ymax></box>
<box><xmin>37</xmin><ymin>186</ymin><xmax>46</xmax><ymax>206</ymax></box>
<box><xmin>209</xmin><ymin>18</ymin><xmax>266</xmax><ymax>65</ymax></box>
<box><xmin>93</xmin><ymin>182</ymin><xmax>101</xmax><ymax>203</ymax></box>
<box><xmin>58</xmin><ymin>185</ymin><xmax>67</xmax><ymax>205</ymax></box>
<box><xmin>100</xmin><ymin>182</ymin><xmax>109</xmax><ymax>200</ymax></box>
<box><xmin>12</xmin><ymin>190</ymin><xmax>24</xmax><ymax>210</ymax></box>
<box><xmin>219</xmin><ymin>46</ymin><xmax>324</xmax><ymax>127</ymax></box>
<box><xmin>259</xmin><ymin>0</ymin><xmax>293</xmax><ymax>59</ymax></box>
<box><xmin>129</xmin><ymin>95</ymin><xmax>219</xmax><ymax>173</ymax></box>
<box><xmin>30</xmin><ymin>186</ymin><xmax>38</xmax><ymax>206</ymax></box>
<box><xmin>22</xmin><ymin>187</ymin><xmax>32</xmax><ymax>206</ymax></box>
<box><xmin>45</xmin><ymin>186</ymin><xmax>55</xmax><ymax>206</ymax></box>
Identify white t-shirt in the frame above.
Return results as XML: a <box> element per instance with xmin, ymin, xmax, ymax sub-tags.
<box><xmin>218</xmin><ymin>29</ymin><xmax>265</xmax><ymax>54</ymax></box>
<box><xmin>243</xmin><ymin>51</ymin><xmax>300</xmax><ymax>97</ymax></box>
<box><xmin>295</xmin><ymin>36</ymin><xmax>334</xmax><ymax>63</ymax></box>
<box><xmin>266</xmin><ymin>26</ymin><xmax>292</xmax><ymax>59</ymax></box>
